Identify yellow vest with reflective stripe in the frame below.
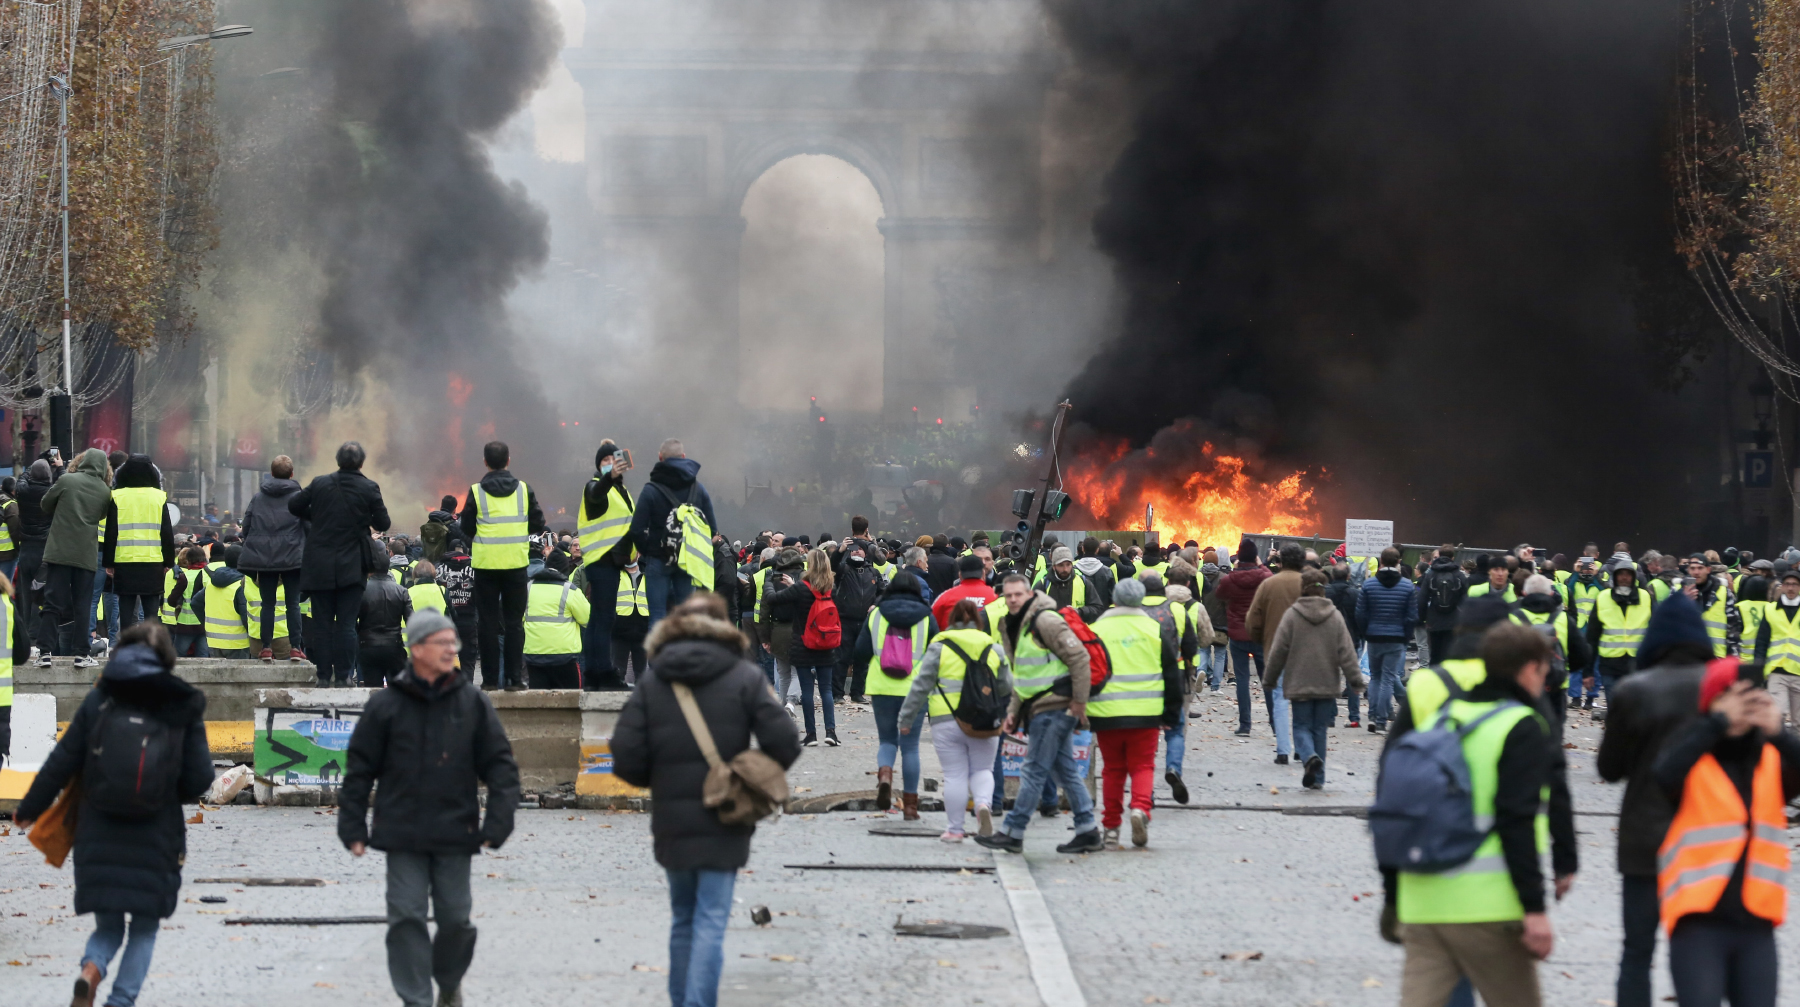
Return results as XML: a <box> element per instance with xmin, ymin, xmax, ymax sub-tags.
<box><xmin>752</xmin><ymin>567</ymin><xmax>772</xmax><ymax>622</ymax></box>
<box><xmin>164</xmin><ymin>568</ymin><xmax>202</xmax><ymax>626</ymax></box>
<box><xmin>470</xmin><ymin>480</ymin><xmax>530</xmax><ymax>569</ymax></box>
<box><xmin>524</xmin><ymin>579</ymin><xmax>584</xmax><ymax>655</ymax></box>
<box><xmin>244</xmin><ymin>578</ymin><xmax>290</xmax><ymax>639</ymax></box>
<box><xmin>579</xmin><ymin>482</ymin><xmax>633</xmax><ymax>565</ymax></box>
<box><xmin>1650</xmin><ymin>578</ymin><xmax>1673</xmax><ymax>603</ymax></box>
<box><xmin>409</xmin><ymin>582</ymin><xmax>449</xmax><ymax>615</ymax></box>
<box><xmin>671</xmin><ymin>494</ymin><xmax>716</xmax><ymax>591</ymax></box>
<box><xmin>927</xmin><ymin>628</ymin><xmax>1001</xmax><ymax>720</ymax></box>
<box><xmin>1764</xmin><ymin>603</ymin><xmax>1800</xmax><ymax>674</ymax></box>
<box><xmin>616</xmin><ymin>572</ymin><xmax>648</xmax><ymax>617</ymax></box>
<box><xmin>1035</xmin><ymin>573</ymin><xmax>1087</xmax><ymax>609</ymax></box>
<box><xmin>1741</xmin><ymin>600</ymin><xmax>1768</xmax><ymax>655</ymax></box>
<box><xmin>1012</xmin><ymin>610</ymin><xmax>1068</xmax><ymax>699</ymax></box>
<box><xmin>863</xmin><ymin>609</ymin><xmax>930</xmax><ymax>698</ymax></box>
<box><xmin>204</xmin><ymin>576</ymin><xmax>248</xmax><ymax>652</ymax></box>
<box><xmin>1087</xmin><ymin>609</ymin><xmax>1165</xmax><ymax>720</ymax></box>
<box><xmin>111</xmin><ymin>486</ymin><xmax>166</xmax><ymax>564</ymax></box>
<box><xmin>1407</xmin><ymin>658</ymin><xmax>1488</xmax><ymax>726</ymax></box>
<box><xmin>0</xmin><ymin>499</ymin><xmax>12</xmax><ymax>553</ymax></box>
<box><xmin>0</xmin><ymin>595</ymin><xmax>13</xmax><ymax>709</ymax></box>
<box><xmin>1700</xmin><ymin>590</ymin><xmax>1731</xmax><ymax>658</ymax></box>
<box><xmin>1398</xmin><ymin>699</ymin><xmax>1549</xmax><ymax>924</ymax></box>
<box><xmin>1569</xmin><ymin>579</ymin><xmax>1602</xmax><ymax>628</ymax></box>
<box><xmin>1594</xmin><ymin>591</ymin><xmax>1653</xmax><ymax>659</ymax></box>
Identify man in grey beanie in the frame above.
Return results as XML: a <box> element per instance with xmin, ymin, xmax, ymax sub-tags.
<box><xmin>340</xmin><ymin>608</ymin><xmax>519</xmax><ymax>1007</ymax></box>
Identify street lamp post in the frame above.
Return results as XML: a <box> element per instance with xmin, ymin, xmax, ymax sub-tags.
<box><xmin>47</xmin><ymin>73</ymin><xmax>70</xmax><ymax>456</ymax></box>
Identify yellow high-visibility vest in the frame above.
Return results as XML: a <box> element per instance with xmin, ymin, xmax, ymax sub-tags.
<box><xmin>615</xmin><ymin>572</ymin><xmax>648</xmax><ymax>616</ymax></box>
<box><xmin>470</xmin><ymin>480</ymin><xmax>531</xmax><ymax>570</ymax></box>
<box><xmin>579</xmin><ymin>482</ymin><xmax>633</xmax><ymax>565</ymax></box>
<box><xmin>524</xmin><ymin>579</ymin><xmax>589</xmax><ymax>655</ymax></box>
<box><xmin>204</xmin><ymin>576</ymin><xmax>249</xmax><ymax>652</ymax></box>
<box><xmin>111</xmin><ymin>486</ymin><xmax>167</xmax><ymax>564</ymax></box>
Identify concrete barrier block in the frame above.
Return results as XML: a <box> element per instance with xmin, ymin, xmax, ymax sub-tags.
<box><xmin>0</xmin><ymin>693</ymin><xmax>56</xmax><ymax>811</ymax></box>
<box><xmin>577</xmin><ymin>690</ymin><xmax>646</xmax><ymax>801</ymax></box>
<box><xmin>19</xmin><ymin>657</ymin><xmax>315</xmax><ymax>722</ymax></box>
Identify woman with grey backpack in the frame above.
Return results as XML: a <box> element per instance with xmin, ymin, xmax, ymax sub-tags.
<box><xmin>613</xmin><ymin>592</ymin><xmax>801</xmax><ymax>1007</ymax></box>
<box><xmin>15</xmin><ymin>621</ymin><xmax>212</xmax><ymax>1007</ymax></box>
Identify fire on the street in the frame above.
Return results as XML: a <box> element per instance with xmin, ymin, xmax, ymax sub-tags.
<box><xmin>1063</xmin><ymin>424</ymin><xmax>1320</xmax><ymax>547</ymax></box>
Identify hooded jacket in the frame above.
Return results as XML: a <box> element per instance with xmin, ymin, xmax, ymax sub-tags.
<box><xmin>1073</xmin><ymin>555</ymin><xmax>1116</xmax><ymax>608</ymax></box>
<box><xmin>456</xmin><ymin>469</ymin><xmax>547</xmax><ymax>562</ymax></box>
<box><xmin>240</xmin><ymin>473</ymin><xmax>307</xmax><ymax>572</ymax></box>
<box><xmin>1356</xmin><ymin>568</ymin><xmax>1417</xmax><ymax>642</ymax></box>
<box><xmin>1262</xmin><ymin>595</ymin><xmax>1365</xmax><ymax>700</ymax></box>
<box><xmin>1516</xmin><ymin>591</ymin><xmax>1593</xmax><ymax>675</ymax></box>
<box><xmin>40</xmin><ymin>447</ymin><xmax>111</xmax><ymax>570</ymax></box>
<box><xmin>853</xmin><ymin>583</ymin><xmax>938</xmax><ymax>670</ymax></box>
<box><xmin>1416</xmin><ymin>557</ymin><xmax>1469</xmax><ymax>631</ymax></box>
<box><xmin>628</xmin><ymin>458</ymin><xmax>717</xmax><ymax>564</ymax></box>
<box><xmin>190</xmin><ymin>563</ymin><xmax>249</xmax><ymax>637</ymax></box>
<box><xmin>290</xmin><ymin>467</ymin><xmax>392</xmax><ymax>590</ymax></box>
<box><xmin>611</xmin><ymin>607</ymin><xmax>801</xmax><ymax>870</ymax></box>
<box><xmin>101</xmin><ymin>454</ymin><xmax>176</xmax><ymax>595</ymax></box>
<box><xmin>16</xmin><ymin>655</ymin><xmax>212</xmax><ymax>919</ymax></box>
<box><xmin>14</xmin><ymin>458</ymin><xmax>52</xmax><ymax>548</ymax></box>
<box><xmin>1037</xmin><ymin>566</ymin><xmax>1102</xmax><ymax>624</ymax></box>
<box><xmin>339</xmin><ymin>666</ymin><xmax>519</xmax><ymax>854</ymax></box>
<box><xmin>1215</xmin><ymin>563</ymin><xmax>1271</xmax><ymax>642</ymax></box>
<box><xmin>999</xmin><ymin>591</ymin><xmax>1094</xmax><ymax>720</ymax></box>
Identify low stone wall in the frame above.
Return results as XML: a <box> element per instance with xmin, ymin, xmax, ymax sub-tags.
<box><xmin>19</xmin><ymin>656</ymin><xmax>316</xmax><ymax>722</ymax></box>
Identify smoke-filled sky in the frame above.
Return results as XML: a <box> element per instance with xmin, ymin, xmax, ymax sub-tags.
<box><xmin>1046</xmin><ymin>0</ymin><xmax>1724</xmax><ymax>547</ymax></box>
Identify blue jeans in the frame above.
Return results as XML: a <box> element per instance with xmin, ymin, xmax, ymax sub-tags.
<box><xmin>1366</xmin><ymin>641</ymin><xmax>1409</xmax><ymax>727</ymax></box>
<box><xmin>1203</xmin><ymin>644</ymin><xmax>1226</xmax><ymax>690</ymax></box>
<box><xmin>1290</xmin><ymin>698</ymin><xmax>1336</xmax><ymax>780</ymax></box>
<box><xmin>666</xmin><ymin>868</ymin><xmax>736</xmax><ymax>1007</ymax></box>
<box><xmin>1568</xmin><ymin>655</ymin><xmax>1601</xmax><ymax>700</ymax></box>
<box><xmin>583</xmin><ymin>563</ymin><xmax>621</xmax><ymax>679</ymax></box>
<box><xmin>795</xmin><ymin>664</ymin><xmax>835</xmax><ymax>736</ymax></box>
<box><xmin>1266</xmin><ymin>681</ymin><xmax>1291</xmax><ymax>755</ymax></box>
<box><xmin>82</xmin><ymin>911</ymin><xmax>158</xmax><ymax>1007</ymax></box>
<box><xmin>1230</xmin><ymin>639</ymin><xmax>1263</xmax><ymax>730</ymax></box>
<box><xmin>1001</xmin><ymin>709</ymin><xmax>1095</xmax><ymax>837</ymax></box>
<box><xmin>642</xmin><ymin>556</ymin><xmax>693</xmax><ymax>632</ymax></box>
<box><xmin>1164</xmin><ymin>702</ymin><xmax>1186</xmax><ymax>776</ymax></box>
<box><xmin>870</xmin><ymin>694</ymin><xmax>923</xmax><ymax>792</ymax></box>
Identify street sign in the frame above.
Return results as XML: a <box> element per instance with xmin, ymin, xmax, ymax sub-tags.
<box><xmin>1344</xmin><ymin>519</ymin><xmax>1395</xmax><ymax>558</ymax></box>
<box><xmin>1746</xmin><ymin>451</ymin><xmax>1774</xmax><ymax>489</ymax></box>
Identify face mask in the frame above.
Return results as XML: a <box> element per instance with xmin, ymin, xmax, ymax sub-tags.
<box><xmin>1785</xmin><ymin>592</ymin><xmax>1800</xmax><ymax>607</ymax></box>
<box><xmin>600</xmin><ymin>462</ymin><xmax>614</xmax><ymax>476</ymax></box>
<box><xmin>1614</xmin><ymin>585</ymin><xmax>1633</xmax><ymax>598</ymax></box>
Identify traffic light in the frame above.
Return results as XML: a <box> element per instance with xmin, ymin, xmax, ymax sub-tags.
<box><xmin>1010</xmin><ymin>489</ymin><xmax>1035</xmax><ymax>519</ymax></box>
<box><xmin>1043</xmin><ymin>490</ymin><xmax>1070</xmax><ymax>521</ymax></box>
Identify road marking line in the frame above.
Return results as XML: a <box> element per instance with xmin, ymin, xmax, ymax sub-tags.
<box><xmin>992</xmin><ymin>852</ymin><xmax>1087</xmax><ymax>1007</ymax></box>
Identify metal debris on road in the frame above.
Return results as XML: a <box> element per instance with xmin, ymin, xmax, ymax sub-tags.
<box><xmin>193</xmin><ymin>877</ymin><xmax>326</xmax><ymax>886</ymax></box>
<box><xmin>784</xmin><ymin>862</ymin><xmax>996</xmax><ymax>873</ymax></box>
<box><xmin>894</xmin><ymin>916</ymin><xmax>1009</xmax><ymax>939</ymax></box>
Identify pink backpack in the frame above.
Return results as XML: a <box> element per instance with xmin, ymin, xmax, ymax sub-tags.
<box><xmin>878</xmin><ymin>626</ymin><xmax>915</xmax><ymax>678</ymax></box>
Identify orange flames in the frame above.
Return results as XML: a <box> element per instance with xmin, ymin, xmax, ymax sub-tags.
<box><xmin>1063</xmin><ymin>425</ymin><xmax>1320</xmax><ymax>548</ymax></box>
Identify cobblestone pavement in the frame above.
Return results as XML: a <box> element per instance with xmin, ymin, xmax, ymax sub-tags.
<box><xmin>7</xmin><ymin>673</ymin><xmax>1800</xmax><ymax>1005</ymax></box>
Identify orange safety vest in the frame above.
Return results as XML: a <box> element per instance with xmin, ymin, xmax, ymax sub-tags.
<box><xmin>1657</xmin><ymin>747</ymin><xmax>1790</xmax><ymax>933</ymax></box>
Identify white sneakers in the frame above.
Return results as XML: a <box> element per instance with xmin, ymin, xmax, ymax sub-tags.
<box><xmin>976</xmin><ymin>806</ymin><xmax>993</xmax><ymax>838</ymax></box>
<box><xmin>1129</xmin><ymin>808</ymin><xmax>1149</xmax><ymax>848</ymax></box>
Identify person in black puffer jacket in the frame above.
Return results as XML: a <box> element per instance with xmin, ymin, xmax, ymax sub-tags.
<box><xmin>612</xmin><ymin>592</ymin><xmax>800</xmax><ymax>1007</ymax></box>
<box><xmin>16</xmin><ymin>623</ymin><xmax>211</xmax><ymax>1007</ymax></box>
<box><xmin>357</xmin><ymin>566</ymin><xmax>412</xmax><ymax>688</ymax></box>
<box><xmin>239</xmin><ymin>455</ymin><xmax>307</xmax><ymax>657</ymax></box>
<box><xmin>763</xmin><ymin>549</ymin><xmax>843</xmax><ymax>745</ymax></box>
<box><xmin>15</xmin><ymin>457</ymin><xmax>54</xmax><ymax>660</ymax></box>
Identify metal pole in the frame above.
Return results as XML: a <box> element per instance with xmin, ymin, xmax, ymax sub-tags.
<box><xmin>57</xmin><ymin>83</ymin><xmax>70</xmax><ymax>396</ymax></box>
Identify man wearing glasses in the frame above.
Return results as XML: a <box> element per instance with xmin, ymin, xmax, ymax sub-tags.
<box><xmin>339</xmin><ymin>610</ymin><xmax>520</xmax><ymax>1007</ymax></box>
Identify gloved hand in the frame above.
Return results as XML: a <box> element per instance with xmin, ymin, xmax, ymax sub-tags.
<box><xmin>1380</xmin><ymin>903</ymin><xmax>1402</xmax><ymax>945</ymax></box>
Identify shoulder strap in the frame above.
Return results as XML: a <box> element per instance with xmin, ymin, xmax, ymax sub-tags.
<box><xmin>1451</xmin><ymin>699</ymin><xmax>1525</xmax><ymax>738</ymax></box>
<box><xmin>647</xmin><ymin>482</ymin><xmax>679</xmax><ymax>508</ymax></box>
<box><xmin>941</xmin><ymin>637</ymin><xmax>981</xmax><ymax>670</ymax></box>
<box><xmin>1431</xmin><ymin>664</ymin><xmax>1466</xmax><ymax>702</ymax></box>
<box><xmin>669</xmin><ymin>682</ymin><xmax>724</xmax><ymax>770</ymax></box>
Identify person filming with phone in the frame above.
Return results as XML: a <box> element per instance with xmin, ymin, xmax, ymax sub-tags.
<box><xmin>1651</xmin><ymin>659</ymin><xmax>1800</xmax><ymax>1007</ymax></box>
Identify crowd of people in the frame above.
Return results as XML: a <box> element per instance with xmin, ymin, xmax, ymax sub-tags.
<box><xmin>6</xmin><ymin>433</ymin><xmax>1800</xmax><ymax>1007</ymax></box>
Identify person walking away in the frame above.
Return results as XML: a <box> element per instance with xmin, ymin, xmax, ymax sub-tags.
<box><xmin>1217</xmin><ymin>540</ymin><xmax>1272</xmax><ymax>737</ymax></box>
<box><xmin>435</xmin><ymin>542</ymin><xmax>479</xmax><ymax>685</ymax></box>
<box><xmin>1325</xmin><ymin>563</ymin><xmax>1364</xmax><ymax>726</ymax></box>
<box><xmin>1417</xmin><ymin>545</ymin><xmax>1469</xmax><ymax>666</ymax></box>
<box><xmin>763</xmin><ymin>548</ymin><xmax>843</xmax><ymax>746</ymax></box>
<box><xmin>101</xmin><ymin>454</ymin><xmax>173</xmax><ymax>637</ymax></box>
<box><xmin>1247</xmin><ymin>544</ymin><xmax>1308</xmax><ymax>763</ymax></box>
<box><xmin>1595</xmin><ymin>594</ymin><xmax>1711</xmax><ymax>1007</ymax></box>
<box><xmin>163</xmin><ymin>546</ymin><xmax>208</xmax><ymax>658</ymax></box>
<box><xmin>1652</xmin><ymin>660</ymin><xmax>1800</xmax><ymax>1007</ymax></box>
<box><xmin>340</xmin><ymin>610</ymin><xmax>519</xmax><ymax>1007</ymax></box>
<box><xmin>852</xmin><ymin>569</ymin><xmax>936</xmax><ymax>816</ymax></box>
<box><xmin>925</xmin><ymin>534</ymin><xmax>960</xmax><ymax>596</ymax></box>
<box><xmin>758</xmin><ymin>547</ymin><xmax>806</xmax><ymax>711</ymax></box>
<box><xmin>932</xmin><ymin>552</ymin><xmax>995</xmax><ymax>630</ymax></box>
<box><xmin>1073</xmin><ymin>536</ymin><xmax>1117</xmax><ymax>609</ymax></box>
<box><xmin>40</xmin><ymin>448</ymin><xmax>110</xmax><ymax>664</ymax></box>
<box><xmin>1585</xmin><ymin>559</ymin><xmax>1655</xmax><ymax>714</ymax></box>
<box><xmin>0</xmin><ymin>475</ymin><xmax>21</xmax><ymax>582</ymax></box>
<box><xmin>358</xmin><ymin>564</ymin><xmax>413</xmax><ymax>688</ymax></box>
<box><xmin>578</xmin><ymin>441</ymin><xmax>635</xmax><ymax>690</ymax></box>
<box><xmin>407</xmin><ymin>560</ymin><xmax>449</xmax><ymax>615</ymax></box>
<box><xmin>290</xmin><ymin>441</ymin><xmax>391</xmax><ymax>686</ymax></box>
<box><xmin>16</xmin><ymin>458</ymin><xmax>54</xmax><ymax>661</ymax></box>
<box><xmin>14</xmin><ymin>622</ymin><xmax>211</xmax><ymax>1007</ymax></box>
<box><xmin>1163</xmin><ymin>558</ymin><xmax>1214</xmax><ymax>802</ymax></box>
<box><xmin>1394</xmin><ymin>623</ymin><xmax>1559</xmax><ymax>1007</ymax></box>
<box><xmin>831</xmin><ymin>541</ymin><xmax>881</xmax><ymax>701</ymax></box>
<box><xmin>419</xmin><ymin>495</ymin><xmax>466</xmax><ymax>563</ymax></box>
<box><xmin>523</xmin><ymin>553</ymin><xmax>588</xmax><ymax>689</ymax></box>
<box><xmin>612</xmin><ymin>559</ymin><xmax>651</xmax><ymax>684</ymax></box>
<box><xmin>628</xmin><ymin>439</ymin><xmax>719</xmax><ymax>629</ymax></box>
<box><xmin>238</xmin><ymin>455</ymin><xmax>306</xmax><ymax>661</ymax></box>
<box><xmin>612</xmin><ymin>593</ymin><xmax>801</xmax><ymax>1007</ymax></box>
<box><xmin>194</xmin><ymin>545</ymin><xmax>252</xmax><ymax>658</ymax></box>
<box><xmin>457</xmin><ymin>441</ymin><xmax>545</xmax><ymax>693</ymax></box>
<box><xmin>1197</xmin><ymin>547</ymin><xmax>1230</xmax><ymax>692</ymax></box>
<box><xmin>1089</xmin><ymin>577</ymin><xmax>1181</xmax><ymax>847</ymax></box>
<box><xmin>1357</xmin><ymin>547</ymin><xmax>1417</xmax><ymax>734</ymax></box>
<box><xmin>243</xmin><ymin>573</ymin><xmax>296</xmax><ymax>662</ymax></box>
<box><xmin>899</xmin><ymin>598</ymin><xmax>1010</xmax><ymax>841</ymax></box>
<box><xmin>1263</xmin><ymin>569</ymin><xmax>1364</xmax><ymax>789</ymax></box>
<box><xmin>974</xmin><ymin>573</ymin><xmax>1103</xmax><ymax>855</ymax></box>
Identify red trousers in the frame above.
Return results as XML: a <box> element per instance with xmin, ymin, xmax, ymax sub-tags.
<box><xmin>1097</xmin><ymin>727</ymin><xmax>1159</xmax><ymax>830</ymax></box>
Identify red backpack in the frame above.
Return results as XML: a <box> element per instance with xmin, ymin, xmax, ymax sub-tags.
<box><xmin>1025</xmin><ymin>606</ymin><xmax>1112</xmax><ymax>697</ymax></box>
<box><xmin>801</xmin><ymin>586</ymin><xmax>843</xmax><ymax>651</ymax></box>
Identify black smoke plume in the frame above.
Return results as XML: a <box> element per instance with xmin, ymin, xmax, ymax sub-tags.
<box><xmin>1047</xmin><ymin>0</ymin><xmax>1724</xmax><ymax>548</ymax></box>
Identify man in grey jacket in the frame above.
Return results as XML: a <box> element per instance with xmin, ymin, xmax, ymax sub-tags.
<box><xmin>975</xmin><ymin>573</ymin><xmax>1101</xmax><ymax>854</ymax></box>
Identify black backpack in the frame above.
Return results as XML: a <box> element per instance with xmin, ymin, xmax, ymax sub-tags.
<box><xmin>937</xmin><ymin>639</ymin><xmax>1010</xmax><ymax>738</ymax></box>
<box><xmin>84</xmin><ymin>699</ymin><xmax>182</xmax><ymax>818</ymax></box>
<box><xmin>833</xmin><ymin>564</ymin><xmax>880</xmax><ymax>622</ymax></box>
<box><xmin>1429</xmin><ymin>569</ymin><xmax>1466</xmax><ymax>614</ymax></box>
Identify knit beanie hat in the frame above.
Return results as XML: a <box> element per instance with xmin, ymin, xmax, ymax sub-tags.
<box><xmin>1637</xmin><ymin>592</ymin><xmax>1710</xmax><ymax>669</ymax></box>
<box><xmin>1113</xmin><ymin>577</ymin><xmax>1147</xmax><ymax>607</ymax></box>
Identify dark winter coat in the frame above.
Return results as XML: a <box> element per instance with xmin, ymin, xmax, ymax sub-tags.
<box><xmin>357</xmin><ymin>574</ymin><xmax>412</xmax><ymax>651</ymax></box>
<box><xmin>925</xmin><ymin>548</ymin><xmax>959</xmax><ymax>596</ymax></box>
<box><xmin>338</xmin><ymin>666</ymin><xmax>519</xmax><ymax>854</ymax></box>
<box><xmin>289</xmin><ymin>469</ymin><xmax>392</xmax><ymax>591</ymax></box>
<box><xmin>579</xmin><ymin>474</ymin><xmax>635</xmax><ymax>568</ymax></box>
<box><xmin>1215</xmin><ymin>563</ymin><xmax>1271</xmax><ymax>642</ymax></box>
<box><xmin>851</xmin><ymin>586</ymin><xmax>938</xmax><ymax>669</ymax></box>
<box><xmin>189</xmin><ymin>565</ymin><xmax>249</xmax><ymax>640</ymax></box>
<box><xmin>16</xmin><ymin>663</ymin><xmax>212</xmax><ymax>919</ymax></box>
<box><xmin>1324</xmin><ymin>579</ymin><xmax>1363</xmax><ymax>647</ymax></box>
<box><xmin>456</xmin><ymin>469</ymin><xmax>546</xmax><ymax>567</ymax></box>
<box><xmin>101</xmin><ymin>455</ymin><xmax>175</xmax><ymax>596</ymax></box>
<box><xmin>40</xmin><ymin>448</ymin><xmax>111</xmax><ymax>571</ymax></box>
<box><xmin>764</xmin><ymin>578</ymin><xmax>842</xmax><ymax>666</ymax></box>
<box><xmin>239</xmin><ymin>474</ymin><xmax>307</xmax><ymax>572</ymax></box>
<box><xmin>1356</xmin><ymin>568</ymin><xmax>1417</xmax><ymax>642</ymax></box>
<box><xmin>1596</xmin><ymin>661</ymin><xmax>1705</xmax><ymax>876</ymax></box>
<box><xmin>1416</xmin><ymin>557</ymin><xmax>1469</xmax><ymax>631</ymax></box>
<box><xmin>628</xmin><ymin>458</ymin><xmax>717</xmax><ymax>565</ymax></box>
<box><xmin>611</xmin><ymin>608</ymin><xmax>801</xmax><ymax>870</ymax></box>
<box><xmin>15</xmin><ymin>461</ymin><xmax>51</xmax><ymax>547</ymax></box>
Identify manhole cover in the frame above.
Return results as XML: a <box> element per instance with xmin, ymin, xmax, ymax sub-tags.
<box><xmin>894</xmin><ymin>921</ymin><xmax>1010</xmax><ymax>939</ymax></box>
